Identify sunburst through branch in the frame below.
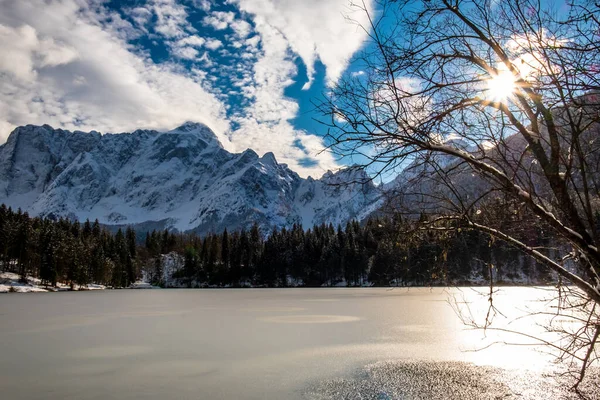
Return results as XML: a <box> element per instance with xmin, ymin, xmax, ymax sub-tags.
<box><xmin>485</xmin><ymin>70</ymin><xmax>517</xmax><ymax>103</ymax></box>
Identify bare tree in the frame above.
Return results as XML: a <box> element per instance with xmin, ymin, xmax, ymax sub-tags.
<box><xmin>320</xmin><ymin>0</ymin><xmax>600</xmax><ymax>391</ymax></box>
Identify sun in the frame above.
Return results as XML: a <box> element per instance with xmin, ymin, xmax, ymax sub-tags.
<box><xmin>485</xmin><ymin>70</ymin><xmax>517</xmax><ymax>103</ymax></box>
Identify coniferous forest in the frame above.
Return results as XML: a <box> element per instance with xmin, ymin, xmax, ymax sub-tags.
<box><xmin>0</xmin><ymin>202</ymin><xmax>562</xmax><ymax>289</ymax></box>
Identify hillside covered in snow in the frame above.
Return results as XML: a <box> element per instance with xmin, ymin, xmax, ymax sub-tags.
<box><xmin>0</xmin><ymin>123</ymin><xmax>381</xmax><ymax>235</ymax></box>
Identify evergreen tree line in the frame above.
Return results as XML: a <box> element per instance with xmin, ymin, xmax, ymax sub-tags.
<box><xmin>0</xmin><ymin>201</ymin><xmax>559</xmax><ymax>289</ymax></box>
<box><xmin>0</xmin><ymin>204</ymin><xmax>137</xmax><ymax>288</ymax></box>
<box><xmin>157</xmin><ymin>215</ymin><xmax>555</xmax><ymax>288</ymax></box>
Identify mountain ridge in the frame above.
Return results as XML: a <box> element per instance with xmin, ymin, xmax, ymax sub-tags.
<box><xmin>0</xmin><ymin>123</ymin><xmax>381</xmax><ymax>235</ymax></box>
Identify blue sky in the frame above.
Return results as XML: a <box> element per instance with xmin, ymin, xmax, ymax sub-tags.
<box><xmin>0</xmin><ymin>0</ymin><xmax>374</xmax><ymax>177</ymax></box>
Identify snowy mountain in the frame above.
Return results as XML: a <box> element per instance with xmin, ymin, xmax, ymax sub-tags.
<box><xmin>0</xmin><ymin>123</ymin><xmax>381</xmax><ymax>235</ymax></box>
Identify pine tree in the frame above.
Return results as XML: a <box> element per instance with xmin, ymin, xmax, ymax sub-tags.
<box><xmin>90</xmin><ymin>244</ymin><xmax>106</xmax><ymax>284</ymax></box>
<box><xmin>126</xmin><ymin>227</ymin><xmax>137</xmax><ymax>259</ymax></box>
<box><xmin>208</xmin><ymin>234</ymin><xmax>221</xmax><ymax>285</ymax></box>
<box><xmin>16</xmin><ymin>212</ymin><xmax>32</xmax><ymax>282</ymax></box>
<box><xmin>92</xmin><ymin>219</ymin><xmax>101</xmax><ymax>239</ymax></box>
<box><xmin>82</xmin><ymin>219</ymin><xmax>92</xmax><ymax>239</ymax></box>
<box><xmin>112</xmin><ymin>228</ymin><xmax>129</xmax><ymax>287</ymax></box>
<box><xmin>183</xmin><ymin>246</ymin><xmax>197</xmax><ymax>279</ymax></box>
<box><xmin>248</xmin><ymin>223</ymin><xmax>262</xmax><ymax>279</ymax></box>
<box><xmin>0</xmin><ymin>204</ymin><xmax>7</xmax><ymax>271</ymax></box>
<box><xmin>39</xmin><ymin>221</ymin><xmax>57</xmax><ymax>287</ymax></box>
<box><xmin>370</xmin><ymin>239</ymin><xmax>395</xmax><ymax>286</ymax></box>
<box><xmin>230</xmin><ymin>231</ymin><xmax>242</xmax><ymax>285</ymax></box>
<box><xmin>221</xmin><ymin>229</ymin><xmax>231</xmax><ymax>282</ymax></box>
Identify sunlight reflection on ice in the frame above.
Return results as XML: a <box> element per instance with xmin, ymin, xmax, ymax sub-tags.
<box><xmin>450</xmin><ymin>287</ymin><xmax>572</xmax><ymax>371</ymax></box>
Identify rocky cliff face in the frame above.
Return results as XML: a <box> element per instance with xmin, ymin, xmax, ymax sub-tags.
<box><xmin>0</xmin><ymin>123</ymin><xmax>381</xmax><ymax>235</ymax></box>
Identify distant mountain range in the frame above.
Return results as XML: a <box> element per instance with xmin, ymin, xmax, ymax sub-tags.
<box><xmin>0</xmin><ymin>123</ymin><xmax>383</xmax><ymax>235</ymax></box>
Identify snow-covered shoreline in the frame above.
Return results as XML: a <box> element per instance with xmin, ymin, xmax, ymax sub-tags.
<box><xmin>0</xmin><ymin>272</ymin><xmax>108</xmax><ymax>293</ymax></box>
<box><xmin>0</xmin><ymin>272</ymin><xmax>161</xmax><ymax>293</ymax></box>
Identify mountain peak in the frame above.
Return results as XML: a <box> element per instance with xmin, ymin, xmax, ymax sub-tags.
<box><xmin>172</xmin><ymin>121</ymin><xmax>209</xmax><ymax>131</ymax></box>
<box><xmin>321</xmin><ymin>166</ymin><xmax>370</xmax><ymax>184</ymax></box>
<box><xmin>260</xmin><ymin>152</ymin><xmax>277</xmax><ymax>166</ymax></box>
<box><xmin>168</xmin><ymin>121</ymin><xmax>223</xmax><ymax>148</ymax></box>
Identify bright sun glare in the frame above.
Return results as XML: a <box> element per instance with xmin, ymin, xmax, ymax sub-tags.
<box><xmin>486</xmin><ymin>71</ymin><xmax>517</xmax><ymax>103</ymax></box>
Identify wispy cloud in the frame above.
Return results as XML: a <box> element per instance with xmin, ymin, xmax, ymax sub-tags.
<box><xmin>233</xmin><ymin>0</ymin><xmax>372</xmax><ymax>89</ymax></box>
<box><xmin>203</xmin><ymin>11</ymin><xmax>236</xmax><ymax>30</ymax></box>
<box><xmin>151</xmin><ymin>0</ymin><xmax>194</xmax><ymax>38</ymax></box>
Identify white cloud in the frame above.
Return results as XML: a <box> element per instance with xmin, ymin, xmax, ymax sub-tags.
<box><xmin>226</xmin><ymin>14</ymin><xmax>338</xmax><ymax>176</ymax></box>
<box><xmin>73</xmin><ymin>75</ymin><xmax>87</xmax><ymax>86</ymax></box>
<box><xmin>230</xmin><ymin>40</ymin><xmax>244</xmax><ymax>49</ymax></box>
<box><xmin>230</xmin><ymin>19</ymin><xmax>252</xmax><ymax>38</ymax></box>
<box><xmin>170</xmin><ymin>34</ymin><xmax>206</xmax><ymax>59</ymax></box>
<box><xmin>0</xmin><ymin>24</ymin><xmax>39</xmax><ymax>81</ymax></box>
<box><xmin>129</xmin><ymin>0</ymin><xmax>203</xmax><ymax>61</ymax></box>
<box><xmin>192</xmin><ymin>0</ymin><xmax>211</xmax><ymax>12</ymax></box>
<box><xmin>203</xmin><ymin>11</ymin><xmax>236</xmax><ymax>30</ymax></box>
<box><xmin>0</xmin><ymin>119</ymin><xmax>16</xmax><ymax>139</ymax></box>
<box><xmin>233</xmin><ymin>0</ymin><xmax>372</xmax><ymax>89</ymax></box>
<box><xmin>175</xmin><ymin>35</ymin><xmax>206</xmax><ymax>47</ymax></box>
<box><xmin>245</xmin><ymin>35</ymin><xmax>260</xmax><ymax>48</ymax></box>
<box><xmin>38</xmin><ymin>37</ymin><xmax>79</xmax><ymax>67</ymax></box>
<box><xmin>0</xmin><ymin>0</ymin><xmax>229</xmax><ymax>144</ymax></box>
<box><xmin>172</xmin><ymin>46</ymin><xmax>199</xmax><ymax>59</ymax></box>
<box><xmin>130</xmin><ymin>7</ymin><xmax>153</xmax><ymax>30</ymax></box>
<box><xmin>151</xmin><ymin>0</ymin><xmax>193</xmax><ymax>39</ymax></box>
<box><xmin>0</xmin><ymin>24</ymin><xmax>78</xmax><ymax>81</ymax></box>
<box><xmin>197</xmin><ymin>51</ymin><xmax>214</xmax><ymax>67</ymax></box>
<box><xmin>205</xmin><ymin>38</ymin><xmax>223</xmax><ymax>50</ymax></box>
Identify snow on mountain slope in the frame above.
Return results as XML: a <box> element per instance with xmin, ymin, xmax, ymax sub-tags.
<box><xmin>0</xmin><ymin>123</ymin><xmax>381</xmax><ymax>234</ymax></box>
<box><xmin>294</xmin><ymin>168</ymin><xmax>383</xmax><ymax>228</ymax></box>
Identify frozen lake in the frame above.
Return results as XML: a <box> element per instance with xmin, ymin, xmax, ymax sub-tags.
<box><xmin>0</xmin><ymin>288</ymin><xmax>575</xmax><ymax>399</ymax></box>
